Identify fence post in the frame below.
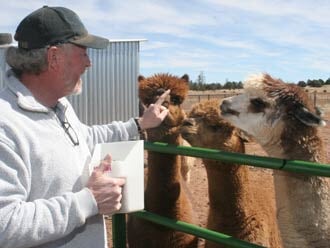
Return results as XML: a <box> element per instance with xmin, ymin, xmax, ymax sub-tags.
<box><xmin>112</xmin><ymin>214</ymin><xmax>127</xmax><ymax>248</ymax></box>
<box><xmin>314</xmin><ymin>91</ymin><xmax>317</xmax><ymax>107</ymax></box>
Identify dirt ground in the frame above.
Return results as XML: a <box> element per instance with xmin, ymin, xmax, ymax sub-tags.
<box><xmin>106</xmin><ymin>106</ymin><xmax>330</xmax><ymax>248</ymax></box>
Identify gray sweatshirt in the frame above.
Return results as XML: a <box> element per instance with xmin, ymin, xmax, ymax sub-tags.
<box><xmin>0</xmin><ymin>71</ymin><xmax>139</xmax><ymax>248</ymax></box>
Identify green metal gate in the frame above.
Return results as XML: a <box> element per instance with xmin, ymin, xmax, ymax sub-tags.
<box><xmin>112</xmin><ymin>141</ymin><xmax>330</xmax><ymax>247</ymax></box>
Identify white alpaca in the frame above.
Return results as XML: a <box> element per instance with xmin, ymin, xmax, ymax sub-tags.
<box><xmin>220</xmin><ymin>73</ymin><xmax>330</xmax><ymax>248</ymax></box>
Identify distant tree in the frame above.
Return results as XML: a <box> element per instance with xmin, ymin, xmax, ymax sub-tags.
<box><xmin>216</xmin><ymin>82</ymin><xmax>223</xmax><ymax>89</ymax></box>
<box><xmin>318</xmin><ymin>79</ymin><xmax>325</xmax><ymax>86</ymax></box>
<box><xmin>297</xmin><ymin>81</ymin><xmax>307</xmax><ymax>87</ymax></box>
<box><xmin>193</xmin><ymin>72</ymin><xmax>205</xmax><ymax>90</ymax></box>
<box><xmin>223</xmin><ymin>81</ymin><xmax>234</xmax><ymax>89</ymax></box>
<box><xmin>326</xmin><ymin>78</ymin><xmax>330</xmax><ymax>85</ymax></box>
<box><xmin>197</xmin><ymin>71</ymin><xmax>206</xmax><ymax>84</ymax></box>
<box><xmin>308</xmin><ymin>79</ymin><xmax>325</xmax><ymax>87</ymax></box>
<box><xmin>313</xmin><ymin>79</ymin><xmax>324</xmax><ymax>87</ymax></box>
<box><xmin>205</xmin><ymin>83</ymin><xmax>219</xmax><ymax>90</ymax></box>
<box><xmin>189</xmin><ymin>81</ymin><xmax>198</xmax><ymax>90</ymax></box>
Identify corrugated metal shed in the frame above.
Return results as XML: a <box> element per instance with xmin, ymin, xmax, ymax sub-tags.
<box><xmin>0</xmin><ymin>39</ymin><xmax>146</xmax><ymax>125</ymax></box>
<box><xmin>69</xmin><ymin>39</ymin><xmax>146</xmax><ymax>125</ymax></box>
<box><xmin>0</xmin><ymin>45</ymin><xmax>10</xmax><ymax>88</ymax></box>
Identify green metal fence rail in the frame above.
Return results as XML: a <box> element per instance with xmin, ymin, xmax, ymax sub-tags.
<box><xmin>112</xmin><ymin>141</ymin><xmax>330</xmax><ymax>247</ymax></box>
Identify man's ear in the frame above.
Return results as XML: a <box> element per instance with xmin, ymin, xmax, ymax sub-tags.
<box><xmin>47</xmin><ymin>46</ymin><xmax>60</xmax><ymax>70</ymax></box>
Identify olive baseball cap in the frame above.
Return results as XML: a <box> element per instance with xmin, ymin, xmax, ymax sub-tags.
<box><xmin>14</xmin><ymin>6</ymin><xmax>109</xmax><ymax>49</ymax></box>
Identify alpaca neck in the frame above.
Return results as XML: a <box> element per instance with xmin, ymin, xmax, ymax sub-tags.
<box><xmin>274</xmin><ymin>172</ymin><xmax>330</xmax><ymax>247</ymax></box>
<box><xmin>145</xmin><ymin>134</ymin><xmax>186</xmax><ymax>216</ymax></box>
<box><xmin>254</xmin><ymin>122</ymin><xmax>286</xmax><ymax>158</ymax></box>
<box><xmin>205</xmin><ymin>160</ymin><xmax>249</xmax><ymax>207</ymax></box>
<box><xmin>267</xmin><ymin>125</ymin><xmax>330</xmax><ymax>247</ymax></box>
<box><xmin>204</xmin><ymin>160</ymin><xmax>253</xmax><ymax>231</ymax></box>
<box><xmin>257</xmin><ymin>124</ymin><xmax>325</xmax><ymax>162</ymax></box>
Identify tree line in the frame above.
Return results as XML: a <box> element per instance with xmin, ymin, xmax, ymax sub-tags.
<box><xmin>190</xmin><ymin>72</ymin><xmax>330</xmax><ymax>91</ymax></box>
<box><xmin>189</xmin><ymin>81</ymin><xmax>244</xmax><ymax>91</ymax></box>
<box><xmin>297</xmin><ymin>78</ymin><xmax>330</xmax><ymax>88</ymax></box>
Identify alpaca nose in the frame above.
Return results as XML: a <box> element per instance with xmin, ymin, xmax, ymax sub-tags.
<box><xmin>182</xmin><ymin>118</ymin><xmax>195</xmax><ymax>127</ymax></box>
<box><xmin>220</xmin><ymin>100</ymin><xmax>230</xmax><ymax>112</ymax></box>
<box><xmin>221</xmin><ymin>99</ymin><xmax>240</xmax><ymax>116</ymax></box>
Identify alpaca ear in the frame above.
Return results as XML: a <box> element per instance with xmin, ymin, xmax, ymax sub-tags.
<box><xmin>294</xmin><ymin>106</ymin><xmax>326</xmax><ymax>127</ymax></box>
<box><xmin>181</xmin><ymin>74</ymin><xmax>189</xmax><ymax>82</ymax></box>
<box><xmin>138</xmin><ymin>75</ymin><xmax>145</xmax><ymax>82</ymax></box>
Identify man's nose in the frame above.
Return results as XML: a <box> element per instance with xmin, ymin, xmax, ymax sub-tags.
<box><xmin>86</xmin><ymin>55</ymin><xmax>91</xmax><ymax>67</ymax></box>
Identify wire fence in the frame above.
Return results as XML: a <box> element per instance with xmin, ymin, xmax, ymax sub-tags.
<box><xmin>182</xmin><ymin>91</ymin><xmax>330</xmax><ymax>112</ymax></box>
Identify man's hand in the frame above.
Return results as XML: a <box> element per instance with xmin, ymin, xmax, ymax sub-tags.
<box><xmin>138</xmin><ymin>89</ymin><xmax>170</xmax><ymax>130</ymax></box>
<box><xmin>87</xmin><ymin>154</ymin><xmax>126</xmax><ymax>215</ymax></box>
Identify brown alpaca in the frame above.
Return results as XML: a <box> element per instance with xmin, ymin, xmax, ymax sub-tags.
<box><xmin>127</xmin><ymin>73</ymin><xmax>198</xmax><ymax>248</ymax></box>
<box><xmin>221</xmin><ymin>73</ymin><xmax>330</xmax><ymax>248</ymax></box>
<box><xmin>181</xmin><ymin>99</ymin><xmax>282</xmax><ymax>248</ymax></box>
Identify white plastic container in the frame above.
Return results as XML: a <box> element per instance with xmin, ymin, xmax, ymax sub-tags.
<box><xmin>90</xmin><ymin>140</ymin><xmax>144</xmax><ymax>213</ymax></box>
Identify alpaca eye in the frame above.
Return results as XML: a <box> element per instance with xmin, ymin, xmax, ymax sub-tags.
<box><xmin>251</xmin><ymin>98</ymin><xmax>265</xmax><ymax>107</ymax></box>
<box><xmin>250</xmin><ymin>98</ymin><xmax>268</xmax><ymax>112</ymax></box>
<box><xmin>171</xmin><ymin>96</ymin><xmax>182</xmax><ymax>105</ymax></box>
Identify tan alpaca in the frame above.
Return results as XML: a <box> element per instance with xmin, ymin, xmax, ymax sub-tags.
<box><xmin>220</xmin><ymin>73</ymin><xmax>330</xmax><ymax>248</ymax></box>
<box><xmin>181</xmin><ymin>99</ymin><xmax>282</xmax><ymax>248</ymax></box>
<box><xmin>127</xmin><ymin>73</ymin><xmax>198</xmax><ymax>248</ymax></box>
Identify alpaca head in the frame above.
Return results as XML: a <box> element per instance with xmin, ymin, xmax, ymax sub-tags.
<box><xmin>181</xmin><ymin>99</ymin><xmax>246</xmax><ymax>152</ymax></box>
<box><xmin>139</xmin><ymin>73</ymin><xmax>189</xmax><ymax>141</ymax></box>
<box><xmin>220</xmin><ymin>73</ymin><xmax>326</xmax><ymax>144</ymax></box>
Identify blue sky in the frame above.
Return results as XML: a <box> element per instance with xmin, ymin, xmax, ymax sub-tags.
<box><xmin>1</xmin><ymin>0</ymin><xmax>329</xmax><ymax>84</ymax></box>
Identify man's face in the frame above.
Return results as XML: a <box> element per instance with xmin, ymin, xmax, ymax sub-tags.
<box><xmin>61</xmin><ymin>44</ymin><xmax>91</xmax><ymax>95</ymax></box>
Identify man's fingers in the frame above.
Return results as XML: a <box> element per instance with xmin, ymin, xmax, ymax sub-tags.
<box><xmin>158</xmin><ymin>108</ymin><xmax>169</xmax><ymax>120</ymax></box>
<box><xmin>112</xmin><ymin>177</ymin><xmax>126</xmax><ymax>186</ymax></box>
<box><xmin>160</xmin><ymin>106</ymin><xmax>167</xmax><ymax>111</ymax></box>
<box><xmin>95</xmin><ymin>154</ymin><xmax>112</xmax><ymax>173</ymax></box>
<box><xmin>155</xmin><ymin>89</ymin><xmax>170</xmax><ymax>105</ymax></box>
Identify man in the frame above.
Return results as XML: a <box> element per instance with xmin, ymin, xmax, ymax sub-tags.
<box><xmin>0</xmin><ymin>6</ymin><xmax>169</xmax><ymax>248</ymax></box>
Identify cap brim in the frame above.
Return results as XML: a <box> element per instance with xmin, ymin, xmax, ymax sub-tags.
<box><xmin>70</xmin><ymin>34</ymin><xmax>109</xmax><ymax>49</ymax></box>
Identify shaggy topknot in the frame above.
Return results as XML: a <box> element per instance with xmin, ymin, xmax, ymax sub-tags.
<box><xmin>138</xmin><ymin>73</ymin><xmax>189</xmax><ymax>106</ymax></box>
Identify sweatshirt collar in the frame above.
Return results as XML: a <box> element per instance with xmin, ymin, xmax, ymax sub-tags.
<box><xmin>6</xmin><ymin>70</ymin><xmax>68</xmax><ymax>113</ymax></box>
